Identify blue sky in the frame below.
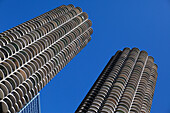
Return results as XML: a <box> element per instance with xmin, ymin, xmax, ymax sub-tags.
<box><xmin>0</xmin><ymin>0</ymin><xmax>169</xmax><ymax>113</ymax></box>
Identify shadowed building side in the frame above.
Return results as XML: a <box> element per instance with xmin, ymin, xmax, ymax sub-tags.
<box><xmin>0</xmin><ymin>4</ymin><xmax>93</xmax><ymax>113</ymax></box>
<box><xmin>76</xmin><ymin>48</ymin><xmax>158</xmax><ymax>113</ymax></box>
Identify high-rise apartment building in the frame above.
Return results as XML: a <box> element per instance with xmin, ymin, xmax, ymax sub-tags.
<box><xmin>0</xmin><ymin>4</ymin><xmax>93</xmax><ymax>113</ymax></box>
<box><xmin>76</xmin><ymin>48</ymin><xmax>158</xmax><ymax>113</ymax></box>
<box><xmin>19</xmin><ymin>93</ymin><xmax>40</xmax><ymax>113</ymax></box>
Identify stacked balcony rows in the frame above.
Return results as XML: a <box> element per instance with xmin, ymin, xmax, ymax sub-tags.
<box><xmin>100</xmin><ymin>48</ymin><xmax>140</xmax><ymax>113</ymax></box>
<box><xmin>115</xmin><ymin>51</ymin><xmax>148</xmax><ymax>112</ymax></box>
<box><xmin>0</xmin><ymin>5</ymin><xmax>83</xmax><ymax>60</ymax></box>
<box><xmin>76</xmin><ymin>48</ymin><xmax>158</xmax><ymax>113</ymax></box>
<box><xmin>140</xmin><ymin>64</ymin><xmax>158</xmax><ymax>113</ymax></box>
<box><xmin>0</xmin><ymin>5</ymin><xmax>93</xmax><ymax>113</ymax></box>
<box><xmin>0</xmin><ymin>5</ymin><xmax>73</xmax><ymax>41</ymax></box>
<box><xmin>75</xmin><ymin>51</ymin><xmax>122</xmax><ymax>113</ymax></box>
<box><xmin>76</xmin><ymin>48</ymin><xmax>131</xmax><ymax>113</ymax></box>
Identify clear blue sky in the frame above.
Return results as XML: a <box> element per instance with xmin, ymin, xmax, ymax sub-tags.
<box><xmin>0</xmin><ymin>0</ymin><xmax>169</xmax><ymax>113</ymax></box>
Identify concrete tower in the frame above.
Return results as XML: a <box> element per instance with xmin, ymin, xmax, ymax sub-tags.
<box><xmin>0</xmin><ymin>4</ymin><xmax>93</xmax><ymax>113</ymax></box>
<box><xmin>76</xmin><ymin>48</ymin><xmax>158</xmax><ymax>113</ymax></box>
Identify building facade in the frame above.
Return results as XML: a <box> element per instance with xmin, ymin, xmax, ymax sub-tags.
<box><xmin>0</xmin><ymin>4</ymin><xmax>93</xmax><ymax>112</ymax></box>
<box><xmin>19</xmin><ymin>93</ymin><xmax>40</xmax><ymax>113</ymax></box>
<box><xmin>76</xmin><ymin>48</ymin><xmax>158</xmax><ymax>113</ymax></box>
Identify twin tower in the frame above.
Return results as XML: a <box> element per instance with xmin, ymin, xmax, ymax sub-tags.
<box><xmin>0</xmin><ymin>4</ymin><xmax>157</xmax><ymax>113</ymax></box>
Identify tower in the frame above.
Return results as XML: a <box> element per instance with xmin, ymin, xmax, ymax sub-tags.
<box><xmin>76</xmin><ymin>48</ymin><xmax>158</xmax><ymax>113</ymax></box>
<box><xmin>0</xmin><ymin>4</ymin><xmax>93</xmax><ymax>113</ymax></box>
